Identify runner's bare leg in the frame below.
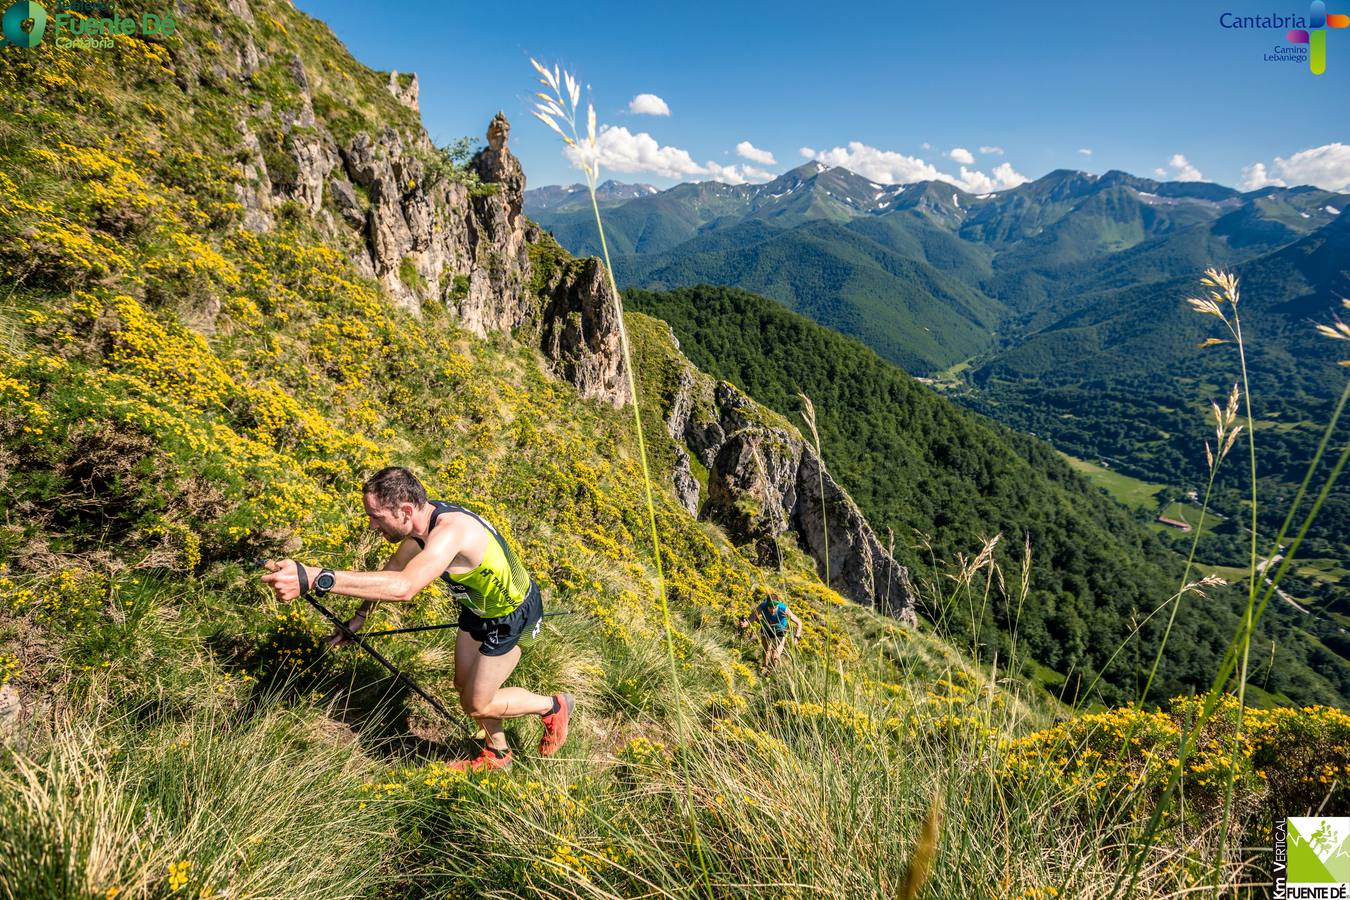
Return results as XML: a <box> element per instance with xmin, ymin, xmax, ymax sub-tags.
<box><xmin>455</xmin><ymin>629</ymin><xmax>552</xmax><ymax>750</ymax></box>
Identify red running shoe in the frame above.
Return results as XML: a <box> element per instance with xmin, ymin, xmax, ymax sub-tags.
<box><xmin>447</xmin><ymin>745</ymin><xmax>513</xmax><ymax>772</ymax></box>
<box><xmin>539</xmin><ymin>693</ymin><xmax>575</xmax><ymax>756</ymax></box>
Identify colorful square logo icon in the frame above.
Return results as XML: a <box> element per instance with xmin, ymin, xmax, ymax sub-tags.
<box><xmin>1286</xmin><ymin>1</ymin><xmax>1350</xmax><ymax>74</ymax></box>
<box><xmin>1284</xmin><ymin>817</ymin><xmax>1350</xmax><ymax>888</ymax></box>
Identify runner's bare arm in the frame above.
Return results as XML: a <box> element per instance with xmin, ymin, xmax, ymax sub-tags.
<box><xmin>346</xmin><ymin>539</ymin><xmax>421</xmax><ymax>622</ymax></box>
<box><xmin>787</xmin><ymin>608</ymin><xmax>804</xmax><ymax>641</ymax></box>
<box><xmin>262</xmin><ymin>518</ymin><xmax>467</xmax><ymax>604</ymax></box>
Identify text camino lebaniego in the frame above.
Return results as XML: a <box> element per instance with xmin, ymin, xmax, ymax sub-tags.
<box><xmin>1265</xmin><ymin>44</ymin><xmax>1310</xmax><ymax>61</ymax></box>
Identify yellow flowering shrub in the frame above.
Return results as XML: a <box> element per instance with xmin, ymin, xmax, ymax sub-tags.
<box><xmin>774</xmin><ymin>699</ymin><xmax>878</xmax><ymax>740</ymax></box>
<box><xmin>0</xmin><ymin>653</ymin><xmax>19</xmax><ymax>688</ymax></box>
<box><xmin>0</xmin><ymin>362</ymin><xmax>52</xmax><ymax>437</ymax></box>
<box><xmin>889</xmin><ymin>667</ymin><xmax>1002</xmax><ymax>745</ymax></box>
<box><xmin>998</xmin><ymin>693</ymin><xmax>1350</xmax><ymax>833</ymax></box>
<box><xmin>708</xmin><ymin>719</ymin><xmax>796</xmax><ymax>763</ymax></box>
<box><xmin>259</xmin><ymin>606</ymin><xmax>325</xmax><ymax>674</ymax></box>
<box><xmin>0</xmin><ymin>567</ymin><xmax>107</xmax><ymax>630</ymax></box>
<box><xmin>618</xmin><ymin>735</ymin><xmax>673</xmax><ymax>769</ymax></box>
<box><xmin>100</xmin><ymin>293</ymin><xmax>236</xmax><ymax>411</ymax></box>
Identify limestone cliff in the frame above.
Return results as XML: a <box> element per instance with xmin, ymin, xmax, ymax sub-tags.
<box><xmin>200</xmin><ymin>5</ymin><xmax>625</xmax><ymax>405</ymax></box>
<box><xmin>657</xmin><ymin>325</ymin><xmax>917</xmax><ymax>623</ymax></box>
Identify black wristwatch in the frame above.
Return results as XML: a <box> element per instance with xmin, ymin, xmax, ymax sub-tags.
<box><xmin>314</xmin><ymin>568</ymin><xmax>337</xmax><ymax>596</ymax></box>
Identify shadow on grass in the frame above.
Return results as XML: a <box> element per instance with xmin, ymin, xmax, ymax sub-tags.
<box><xmin>203</xmin><ymin>623</ymin><xmax>479</xmax><ymax>763</ymax></box>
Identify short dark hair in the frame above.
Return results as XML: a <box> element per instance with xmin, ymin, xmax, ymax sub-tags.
<box><xmin>363</xmin><ymin>466</ymin><xmax>428</xmax><ymax>509</ymax></box>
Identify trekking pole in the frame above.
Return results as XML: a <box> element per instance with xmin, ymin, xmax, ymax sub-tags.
<box><xmin>254</xmin><ymin>560</ymin><xmax>472</xmax><ymax>737</ymax></box>
<box><xmin>306</xmin><ymin>592</ymin><xmax>470</xmax><ymax>732</ymax></box>
<box><xmin>358</xmin><ymin>611</ymin><xmax>575</xmax><ymax>639</ymax></box>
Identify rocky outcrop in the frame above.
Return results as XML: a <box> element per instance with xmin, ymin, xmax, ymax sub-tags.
<box><xmin>794</xmin><ymin>450</ymin><xmax>917</xmax><ymax>620</ymax></box>
<box><xmin>233</xmin><ymin>127</ymin><xmax>274</xmax><ymax>234</ymax></box>
<box><xmin>339</xmin><ymin>126</ymin><xmax>443</xmax><ymax>310</ymax></box>
<box><xmin>329</xmin><ymin>177</ymin><xmax>365</xmax><ymax>228</ymax></box>
<box><xmin>322</xmin><ymin>107</ymin><xmax>627</xmax><ymax>402</ymax></box>
<box><xmin>670</xmin><ymin>446</ymin><xmax>701</xmax><ymax>514</ymax></box>
<box><xmin>209</xmin><ymin>0</ymin><xmax>625</xmax><ymax>402</ymax></box>
<box><xmin>456</xmin><ymin>112</ymin><xmax>533</xmax><ymax>334</ymax></box>
<box><xmin>535</xmin><ymin>255</ymin><xmax>629</xmax><ymax>407</ymax></box>
<box><xmin>0</xmin><ymin>683</ymin><xmax>23</xmax><ymax>748</ymax></box>
<box><xmin>330</xmin><ymin>113</ymin><xmax>532</xmax><ymax>328</ymax></box>
<box><xmin>387</xmin><ymin>70</ymin><xmax>419</xmax><ymax>111</ymax></box>
<box><xmin>276</xmin><ymin>56</ymin><xmax>341</xmax><ymax>220</ymax></box>
<box><xmin>659</xmin><ymin>326</ymin><xmax>917</xmax><ymax>623</ymax></box>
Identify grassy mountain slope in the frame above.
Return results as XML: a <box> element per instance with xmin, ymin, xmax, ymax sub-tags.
<box><xmin>969</xmin><ymin>212</ymin><xmax>1350</xmax><ymax>629</ymax></box>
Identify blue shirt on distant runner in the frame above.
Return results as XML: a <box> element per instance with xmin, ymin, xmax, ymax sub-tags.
<box><xmin>758</xmin><ymin>598</ymin><xmax>790</xmax><ymax>636</ymax></box>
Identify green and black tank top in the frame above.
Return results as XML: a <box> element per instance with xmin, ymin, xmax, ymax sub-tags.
<box><xmin>410</xmin><ymin>501</ymin><xmax>533</xmax><ymax>618</ymax></box>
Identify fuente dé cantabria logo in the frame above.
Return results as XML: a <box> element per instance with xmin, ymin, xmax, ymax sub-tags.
<box><xmin>0</xmin><ymin>0</ymin><xmax>175</xmax><ymax>49</ymax></box>
<box><xmin>0</xmin><ymin>0</ymin><xmax>47</xmax><ymax>47</ymax></box>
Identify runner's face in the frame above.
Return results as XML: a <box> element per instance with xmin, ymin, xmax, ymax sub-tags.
<box><xmin>363</xmin><ymin>494</ymin><xmax>413</xmax><ymax>542</ymax></box>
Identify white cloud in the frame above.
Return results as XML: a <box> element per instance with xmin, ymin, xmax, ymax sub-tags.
<box><xmin>948</xmin><ymin>147</ymin><xmax>975</xmax><ymax>165</ymax></box>
<box><xmin>919</xmin><ymin>141</ymin><xmax>932</xmax><ymax>150</ymax></box>
<box><xmin>806</xmin><ymin>143</ymin><xmax>947</xmax><ymax>184</ymax></box>
<box><xmin>1166</xmin><ymin>153</ymin><xmax>1205</xmax><ymax>182</ymax></box>
<box><xmin>799</xmin><ymin>146</ymin><xmax>815</xmax><ymax>158</ymax></box>
<box><xmin>979</xmin><ymin>145</ymin><xmax>1005</xmax><ymax>155</ymax></box>
<box><xmin>1240</xmin><ymin>162</ymin><xmax>1286</xmax><ymax>190</ymax></box>
<box><xmin>956</xmin><ymin>162</ymin><xmax>1030</xmax><ymax>194</ymax></box>
<box><xmin>627</xmin><ymin>93</ymin><xmax>670</xmax><ymax>116</ymax></box>
<box><xmin>564</xmin><ymin>124</ymin><xmax>774</xmax><ymax>184</ymax></box>
<box><xmin>800</xmin><ymin>141</ymin><xmax>1028</xmax><ymax>193</ymax></box>
<box><xmin>1154</xmin><ymin>167</ymin><xmax>1168</xmax><ymax>177</ymax></box>
<box><xmin>736</xmin><ymin>141</ymin><xmax>777</xmax><ymax>165</ymax></box>
<box><xmin>1240</xmin><ymin>143</ymin><xmax>1350</xmax><ymax>191</ymax></box>
<box><xmin>1078</xmin><ymin>148</ymin><xmax>1093</xmax><ymax>156</ymax></box>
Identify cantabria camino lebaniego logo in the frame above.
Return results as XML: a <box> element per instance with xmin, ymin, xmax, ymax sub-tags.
<box><xmin>1274</xmin><ymin>817</ymin><xmax>1350</xmax><ymax>899</ymax></box>
<box><xmin>1220</xmin><ymin>1</ymin><xmax>1348</xmax><ymax>74</ymax></box>
<box><xmin>0</xmin><ymin>0</ymin><xmax>176</xmax><ymax>49</ymax></box>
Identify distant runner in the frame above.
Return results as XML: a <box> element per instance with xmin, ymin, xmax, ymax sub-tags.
<box><xmin>739</xmin><ymin>588</ymin><xmax>803</xmax><ymax>674</ymax></box>
<box><xmin>262</xmin><ymin>466</ymin><xmax>573</xmax><ymax>771</ymax></box>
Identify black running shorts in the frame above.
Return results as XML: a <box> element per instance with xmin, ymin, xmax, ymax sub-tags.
<box><xmin>458</xmin><ymin>582</ymin><xmax>543</xmax><ymax>657</ymax></box>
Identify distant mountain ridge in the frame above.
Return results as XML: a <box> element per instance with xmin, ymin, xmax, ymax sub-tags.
<box><xmin>525</xmin><ymin>163</ymin><xmax>1347</xmax><ymax>375</ymax></box>
<box><xmin>526</xmin><ymin>178</ymin><xmax>661</xmax><ymax>213</ymax></box>
<box><xmin>527</xmin><ymin>163</ymin><xmax>1343</xmax><ymax>255</ymax></box>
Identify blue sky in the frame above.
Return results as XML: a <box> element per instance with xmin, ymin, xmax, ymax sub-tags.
<box><xmin>294</xmin><ymin>0</ymin><xmax>1350</xmax><ymax>192</ymax></box>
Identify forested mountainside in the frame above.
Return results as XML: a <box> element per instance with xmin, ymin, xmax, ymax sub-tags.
<box><xmin>625</xmin><ymin>284</ymin><xmax>1349</xmax><ymax>708</ymax></box>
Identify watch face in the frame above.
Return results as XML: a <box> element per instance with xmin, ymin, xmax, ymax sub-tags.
<box><xmin>317</xmin><ymin>572</ymin><xmax>336</xmax><ymax>592</ymax></box>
